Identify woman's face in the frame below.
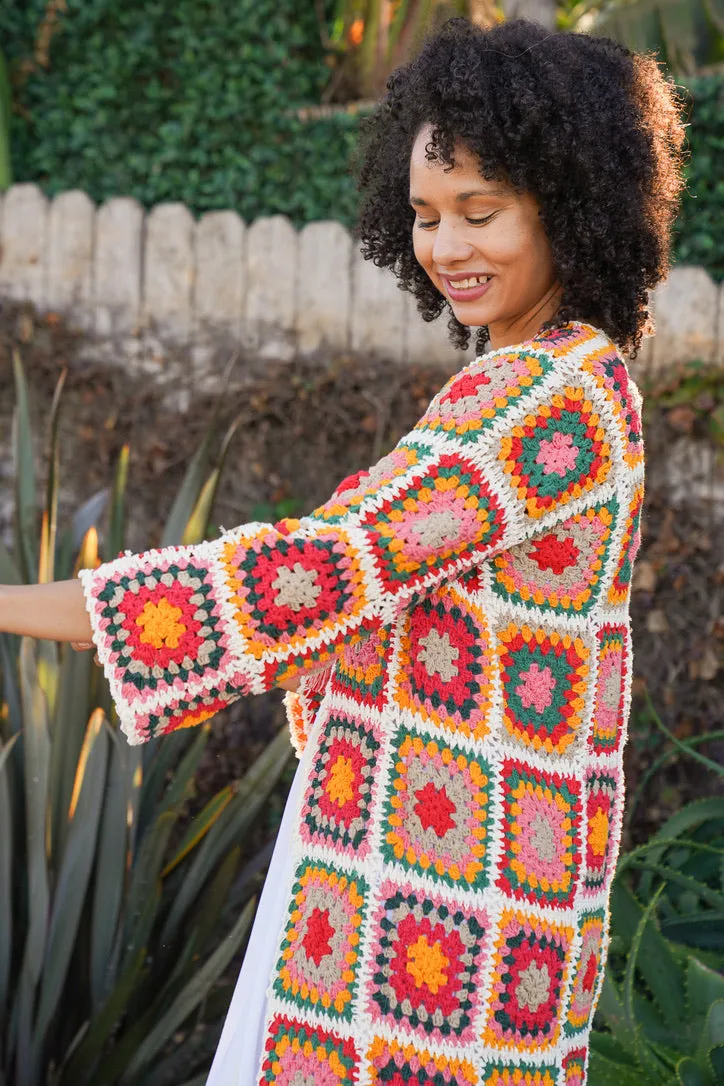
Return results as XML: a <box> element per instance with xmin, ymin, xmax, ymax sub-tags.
<box><xmin>409</xmin><ymin>124</ymin><xmax>562</xmax><ymax>351</ymax></box>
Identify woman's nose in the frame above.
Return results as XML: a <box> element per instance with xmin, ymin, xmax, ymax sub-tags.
<box><xmin>432</xmin><ymin>219</ymin><xmax>475</xmax><ymax>266</ymax></box>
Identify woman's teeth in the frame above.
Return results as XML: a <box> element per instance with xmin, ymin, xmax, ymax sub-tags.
<box><xmin>452</xmin><ymin>276</ymin><xmax>491</xmax><ymax>289</ymax></box>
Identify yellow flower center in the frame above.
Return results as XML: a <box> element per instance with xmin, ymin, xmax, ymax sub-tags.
<box><xmin>137</xmin><ymin>597</ymin><xmax>187</xmax><ymax>649</ymax></box>
<box><xmin>406</xmin><ymin>934</ymin><xmax>449</xmax><ymax>993</ymax></box>
<box><xmin>326</xmin><ymin>755</ymin><xmax>356</xmax><ymax>807</ymax></box>
<box><xmin>589</xmin><ymin>808</ymin><xmax>610</xmax><ymax>857</ymax></box>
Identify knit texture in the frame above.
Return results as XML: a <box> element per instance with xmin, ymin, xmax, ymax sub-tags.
<box><xmin>80</xmin><ymin>320</ymin><xmax>645</xmax><ymax>1083</ymax></box>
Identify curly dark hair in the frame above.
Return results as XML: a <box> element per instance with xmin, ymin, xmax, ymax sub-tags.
<box><xmin>355</xmin><ymin>17</ymin><xmax>688</xmax><ymax>358</ymax></box>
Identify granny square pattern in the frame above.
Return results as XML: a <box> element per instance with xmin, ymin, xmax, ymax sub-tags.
<box><xmin>583</xmin><ymin>769</ymin><xmax>620</xmax><ymax>895</ymax></box>
<box><xmin>562</xmin><ymin>1047</ymin><xmax>587</xmax><ymax>1085</ymax></box>
<box><xmin>496</xmin><ymin>385</ymin><xmax>613</xmax><ymax>522</ymax></box>
<box><xmin>581</xmin><ymin>343</ymin><xmax>645</xmax><ymax>471</ymax></box>
<box><xmin>495</xmin><ymin>620</ymin><xmax>592</xmax><ymax>756</ymax></box>
<box><xmin>272</xmin><ymin>861</ymin><xmax>367</xmax><ymax>1021</ymax></box>
<box><xmin>222</xmin><ymin>527</ymin><xmax>370</xmax><ymax>658</ymax></box>
<box><xmin>481</xmin><ymin>1061</ymin><xmax>559</xmax><ymax>1085</ymax></box>
<box><xmin>564</xmin><ymin>910</ymin><xmax>606</xmax><ymax>1037</ymax></box>
<box><xmin>332</xmin><ymin>624</ymin><xmax>392</xmax><ymax>708</ymax></box>
<box><xmin>381</xmin><ymin>727</ymin><xmax>494</xmax><ymax>891</ymax></box>
<box><xmin>481</xmin><ymin>907</ymin><xmax>574</xmax><ymax>1051</ymax></box>
<box><xmin>313</xmin><ymin>442</ymin><xmax>433</xmax><ymax>524</ymax></box>
<box><xmin>366</xmin><ymin>1037</ymin><xmax>479</xmax><ymax>1085</ymax></box>
<box><xmin>489</xmin><ymin>498</ymin><xmax>619</xmax><ymax>616</ymax></box>
<box><xmin>133</xmin><ymin>682</ymin><xmax>244</xmax><ymax>742</ymax></box>
<box><xmin>416</xmin><ymin>348</ymin><xmax>556</xmax><ymax>442</ymax></box>
<box><xmin>496</xmin><ymin>758</ymin><xmax>582</xmax><ymax>906</ymax></box>
<box><xmin>80</xmin><ymin>323</ymin><xmax>645</xmax><ymax>1082</ymax></box>
<box><xmin>259</xmin><ymin>1015</ymin><xmax>358</xmax><ymax>1084</ymax></box>
<box><xmin>92</xmin><ymin>559</ymin><xmax>231</xmax><ymax>702</ymax></box>
<box><xmin>392</xmin><ymin>584</ymin><xmax>495</xmax><ymax>741</ymax></box>
<box><xmin>607</xmin><ymin>482</ymin><xmax>644</xmax><ymax>606</ymax></box>
<box><xmin>300</xmin><ymin>708</ymin><xmax>384</xmax><ymax>858</ymax></box>
<box><xmin>365</xmin><ymin>880</ymin><xmax>489</xmax><ymax>1044</ymax></box>
<box><xmin>589</xmin><ymin>624</ymin><xmax>629</xmax><ymax>753</ymax></box>
<box><xmin>360</xmin><ymin>452</ymin><xmax>507</xmax><ymax>593</ymax></box>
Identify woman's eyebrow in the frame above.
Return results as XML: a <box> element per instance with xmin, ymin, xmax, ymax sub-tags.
<box><xmin>455</xmin><ymin>186</ymin><xmax>509</xmax><ymax>200</ymax></box>
<box><xmin>409</xmin><ymin>187</ymin><xmax>508</xmax><ymax>207</ymax></box>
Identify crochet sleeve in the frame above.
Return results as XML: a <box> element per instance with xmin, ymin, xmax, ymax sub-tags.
<box><xmin>80</xmin><ymin>339</ymin><xmax>624</xmax><ymax>744</ymax></box>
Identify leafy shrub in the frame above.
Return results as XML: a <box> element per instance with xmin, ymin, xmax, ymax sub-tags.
<box><xmin>0</xmin><ymin>0</ymin><xmax>361</xmax><ymax>227</ymax></box>
<box><xmin>0</xmin><ymin>353</ymin><xmax>293</xmax><ymax>1086</ymax></box>
<box><xmin>590</xmin><ymin>692</ymin><xmax>724</xmax><ymax>1084</ymax></box>
<box><xmin>673</xmin><ymin>74</ymin><xmax>724</xmax><ymax>280</ymax></box>
<box><xmin>3</xmin><ymin>0</ymin><xmax>720</xmax><ymax>268</ymax></box>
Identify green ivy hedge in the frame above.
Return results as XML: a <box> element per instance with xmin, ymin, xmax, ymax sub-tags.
<box><xmin>1</xmin><ymin>0</ymin><xmax>722</xmax><ymax>279</ymax></box>
<box><xmin>673</xmin><ymin>74</ymin><xmax>724</xmax><ymax>279</ymax></box>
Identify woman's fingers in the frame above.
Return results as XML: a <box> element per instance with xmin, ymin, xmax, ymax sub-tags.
<box><xmin>71</xmin><ymin>641</ymin><xmax>94</xmax><ymax>651</ymax></box>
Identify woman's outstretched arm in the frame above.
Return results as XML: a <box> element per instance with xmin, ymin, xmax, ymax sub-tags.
<box><xmin>0</xmin><ymin>579</ymin><xmax>93</xmax><ymax>642</ymax></box>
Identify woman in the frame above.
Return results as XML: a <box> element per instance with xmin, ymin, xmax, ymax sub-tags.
<box><xmin>0</xmin><ymin>17</ymin><xmax>685</xmax><ymax>1084</ymax></box>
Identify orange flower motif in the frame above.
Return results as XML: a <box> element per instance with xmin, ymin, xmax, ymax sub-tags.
<box><xmin>136</xmin><ymin>597</ymin><xmax>187</xmax><ymax>649</ymax></box>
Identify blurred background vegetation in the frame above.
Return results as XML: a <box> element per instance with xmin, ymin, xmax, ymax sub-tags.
<box><xmin>0</xmin><ymin>0</ymin><xmax>722</xmax><ymax>276</ymax></box>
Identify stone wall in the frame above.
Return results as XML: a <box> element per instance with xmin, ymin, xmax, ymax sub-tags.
<box><xmin>0</xmin><ymin>182</ymin><xmax>723</xmax><ymax>378</ymax></box>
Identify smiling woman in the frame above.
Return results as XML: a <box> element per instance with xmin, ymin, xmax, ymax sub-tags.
<box><xmin>409</xmin><ymin>133</ymin><xmax>562</xmax><ymax>350</ymax></box>
<box><xmin>0</xmin><ymin>15</ymin><xmax>687</xmax><ymax>1086</ymax></box>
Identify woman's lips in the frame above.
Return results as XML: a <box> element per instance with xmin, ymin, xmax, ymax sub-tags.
<box><xmin>443</xmin><ymin>276</ymin><xmax>493</xmax><ymax>302</ymax></box>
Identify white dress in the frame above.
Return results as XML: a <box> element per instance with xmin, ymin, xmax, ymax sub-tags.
<box><xmin>206</xmin><ymin>752</ymin><xmax>309</xmax><ymax>1085</ymax></box>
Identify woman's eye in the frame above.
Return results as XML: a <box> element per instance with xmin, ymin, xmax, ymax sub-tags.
<box><xmin>416</xmin><ymin>213</ymin><xmax>495</xmax><ymax>229</ymax></box>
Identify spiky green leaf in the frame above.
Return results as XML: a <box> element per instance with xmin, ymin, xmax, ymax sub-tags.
<box><xmin>33</xmin><ymin>711</ymin><xmax>109</xmax><ymax>1049</ymax></box>
<box><xmin>118</xmin><ymin>897</ymin><xmax>256</xmax><ymax>1084</ymax></box>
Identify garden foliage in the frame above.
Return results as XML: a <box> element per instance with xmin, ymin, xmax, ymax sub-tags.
<box><xmin>590</xmin><ymin>712</ymin><xmax>724</xmax><ymax>1084</ymax></box>
<box><xmin>0</xmin><ymin>0</ymin><xmax>722</xmax><ymax>278</ymax></box>
<box><xmin>0</xmin><ymin>353</ymin><xmax>293</xmax><ymax>1086</ymax></box>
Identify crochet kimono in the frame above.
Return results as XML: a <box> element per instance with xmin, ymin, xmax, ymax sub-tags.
<box><xmin>80</xmin><ymin>319</ymin><xmax>645</xmax><ymax>1085</ymax></box>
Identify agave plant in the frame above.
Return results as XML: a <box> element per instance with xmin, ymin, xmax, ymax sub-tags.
<box><xmin>589</xmin><ymin>692</ymin><xmax>724</xmax><ymax>1084</ymax></box>
<box><xmin>0</xmin><ymin>351</ymin><xmax>293</xmax><ymax>1086</ymax></box>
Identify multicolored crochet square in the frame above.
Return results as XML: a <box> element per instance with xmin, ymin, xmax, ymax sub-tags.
<box><xmin>496</xmin><ymin>621</ymin><xmax>591</xmax><ymax>755</ymax></box>
<box><xmin>360</xmin><ymin>452</ymin><xmax>506</xmax><ymax>593</ymax></box>
<box><xmin>588</xmin><ymin>625</ymin><xmax>628</xmax><ymax>754</ymax></box>
<box><xmin>489</xmin><ymin>499</ymin><xmax>618</xmax><ymax>617</ymax></box>
<box><xmin>366</xmin><ymin>1037</ymin><xmax>478</xmax><ymax>1085</ymax></box>
<box><xmin>607</xmin><ymin>483</ymin><xmax>644</xmax><ymax>606</ymax></box>
<box><xmin>133</xmin><ymin>682</ymin><xmax>243</xmax><ymax>742</ymax></box>
<box><xmin>221</xmin><ymin>527</ymin><xmax>369</xmax><ymax>659</ymax></box>
<box><xmin>581</xmin><ymin>343</ymin><xmax>644</xmax><ymax>471</ymax></box>
<box><xmin>300</xmin><ymin>708</ymin><xmax>383</xmax><ymax>857</ymax></box>
<box><xmin>259</xmin><ymin>1015</ymin><xmax>358</xmax><ymax>1084</ymax></box>
<box><xmin>272</xmin><ymin>861</ymin><xmax>367</xmax><ymax>1021</ymax></box>
<box><xmin>392</xmin><ymin>585</ymin><xmax>494</xmax><ymax>741</ymax></box>
<box><xmin>415</xmin><ymin>349</ymin><xmax>555</xmax><ymax>442</ymax></box>
<box><xmin>332</xmin><ymin>625</ymin><xmax>391</xmax><ymax>708</ymax></box>
<box><xmin>497</xmin><ymin>385</ymin><xmax>613</xmax><ymax>521</ymax></box>
<box><xmin>564</xmin><ymin>910</ymin><xmax>606</xmax><ymax>1037</ymax></box>
<box><xmin>482</xmin><ymin>907</ymin><xmax>574</xmax><ymax>1051</ymax></box>
<box><xmin>496</xmin><ymin>758</ymin><xmax>582</xmax><ymax>906</ymax></box>
<box><xmin>381</xmin><ymin>727</ymin><xmax>494</xmax><ymax>891</ymax></box>
<box><xmin>481</xmin><ymin>1061</ymin><xmax>559</xmax><ymax>1085</ymax></box>
<box><xmin>366</xmin><ymin>880</ymin><xmax>488</xmax><ymax>1044</ymax></box>
<box><xmin>583</xmin><ymin>769</ymin><xmax>620</xmax><ymax>895</ymax></box>
<box><xmin>91</xmin><ymin>559</ymin><xmax>232</xmax><ymax>702</ymax></box>
<box><xmin>562</xmin><ymin>1047</ymin><xmax>587</xmax><ymax>1085</ymax></box>
<box><xmin>312</xmin><ymin>441</ymin><xmax>433</xmax><ymax>524</ymax></box>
